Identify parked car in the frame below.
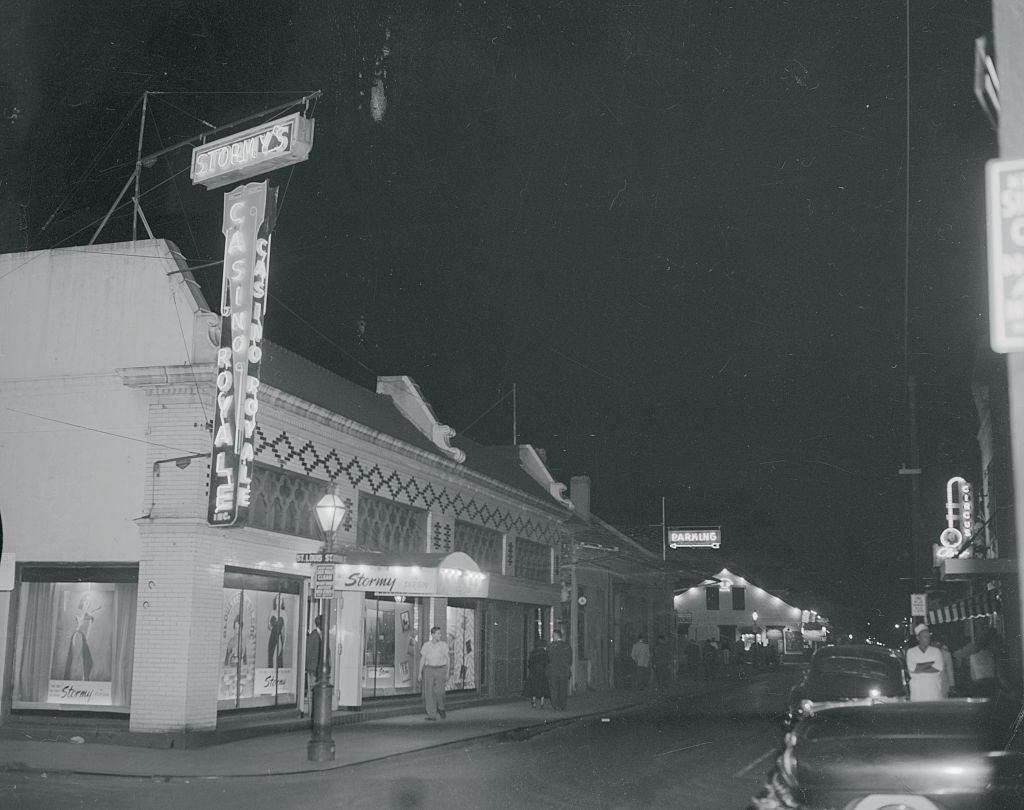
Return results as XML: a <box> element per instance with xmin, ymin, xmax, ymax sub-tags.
<box><xmin>784</xmin><ymin>643</ymin><xmax>908</xmax><ymax>729</ymax></box>
<box><xmin>750</xmin><ymin>697</ymin><xmax>1024</xmax><ymax>810</ymax></box>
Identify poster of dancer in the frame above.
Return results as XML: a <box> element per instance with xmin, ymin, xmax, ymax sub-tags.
<box><xmin>48</xmin><ymin>584</ymin><xmax>115</xmax><ymax>705</ymax></box>
<box><xmin>220</xmin><ymin>589</ymin><xmax>257</xmax><ymax>702</ymax></box>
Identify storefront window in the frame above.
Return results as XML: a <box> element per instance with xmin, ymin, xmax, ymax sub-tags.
<box><xmin>446</xmin><ymin>603</ymin><xmax>476</xmax><ymax>691</ymax></box>
<box><xmin>219</xmin><ymin>570</ymin><xmax>302</xmax><ymax>710</ymax></box>
<box><xmin>362</xmin><ymin>597</ymin><xmax>421</xmax><ymax>698</ymax></box>
<box><xmin>13</xmin><ymin>567</ymin><xmax>138</xmax><ymax>712</ymax></box>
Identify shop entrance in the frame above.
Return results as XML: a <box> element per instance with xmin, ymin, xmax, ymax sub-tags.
<box><xmin>362</xmin><ymin>596</ymin><xmax>421</xmax><ymax>698</ymax></box>
<box><xmin>219</xmin><ymin>569</ymin><xmax>303</xmax><ymax>711</ymax></box>
<box><xmin>522</xmin><ymin>606</ymin><xmax>550</xmax><ymax>680</ymax></box>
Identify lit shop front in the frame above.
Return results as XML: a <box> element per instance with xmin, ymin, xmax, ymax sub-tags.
<box><xmin>329</xmin><ymin>552</ymin><xmax>487</xmax><ymax>705</ymax></box>
<box><xmin>326</xmin><ymin>551</ymin><xmax>559</xmax><ymax>707</ymax></box>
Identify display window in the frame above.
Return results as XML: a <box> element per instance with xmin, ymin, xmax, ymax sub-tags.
<box><xmin>12</xmin><ymin>566</ymin><xmax>138</xmax><ymax>712</ymax></box>
<box><xmin>218</xmin><ymin>570</ymin><xmax>302</xmax><ymax>710</ymax></box>
<box><xmin>446</xmin><ymin>603</ymin><xmax>476</xmax><ymax>691</ymax></box>
<box><xmin>362</xmin><ymin>597</ymin><xmax>421</xmax><ymax>698</ymax></box>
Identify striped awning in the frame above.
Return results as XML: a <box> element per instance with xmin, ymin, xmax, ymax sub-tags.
<box><xmin>927</xmin><ymin>590</ymin><xmax>1001</xmax><ymax>625</ymax></box>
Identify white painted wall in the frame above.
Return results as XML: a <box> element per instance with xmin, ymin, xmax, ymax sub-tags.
<box><xmin>0</xmin><ymin>240</ymin><xmax>210</xmax><ymax>562</ymax></box>
<box><xmin>675</xmin><ymin>568</ymin><xmax>804</xmax><ymax>641</ymax></box>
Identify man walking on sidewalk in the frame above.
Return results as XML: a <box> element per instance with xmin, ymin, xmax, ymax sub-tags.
<box><xmin>419</xmin><ymin>626</ymin><xmax>449</xmax><ymax>720</ymax></box>
<box><xmin>631</xmin><ymin>635</ymin><xmax>651</xmax><ymax>689</ymax></box>
<box><xmin>547</xmin><ymin>629</ymin><xmax>572</xmax><ymax>710</ymax></box>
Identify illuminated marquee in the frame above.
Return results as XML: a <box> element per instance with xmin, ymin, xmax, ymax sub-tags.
<box><xmin>207</xmin><ymin>181</ymin><xmax>278</xmax><ymax>527</ymax></box>
<box><xmin>191</xmin><ymin>112</ymin><xmax>315</xmax><ymax>190</ymax></box>
<box><xmin>667</xmin><ymin>527</ymin><xmax>722</xmax><ymax>549</ymax></box>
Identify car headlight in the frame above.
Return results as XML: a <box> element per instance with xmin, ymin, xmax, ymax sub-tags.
<box><xmin>868</xmin><ymin>687</ymin><xmax>881</xmax><ymax>698</ymax></box>
<box><xmin>800</xmin><ymin>698</ymin><xmax>813</xmax><ymax>713</ymax></box>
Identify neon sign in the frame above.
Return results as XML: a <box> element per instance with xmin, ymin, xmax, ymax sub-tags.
<box><xmin>936</xmin><ymin>477</ymin><xmax>974</xmax><ymax>560</ymax></box>
<box><xmin>207</xmin><ymin>181</ymin><xmax>278</xmax><ymax>526</ymax></box>
<box><xmin>191</xmin><ymin>112</ymin><xmax>315</xmax><ymax>190</ymax></box>
<box><xmin>667</xmin><ymin>528</ymin><xmax>722</xmax><ymax>549</ymax></box>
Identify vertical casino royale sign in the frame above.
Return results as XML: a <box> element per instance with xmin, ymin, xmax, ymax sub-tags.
<box><xmin>207</xmin><ymin>181</ymin><xmax>278</xmax><ymax>526</ymax></box>
<box><xmin>192</xmin><ymin>111</ymin><xmax>316</xmax><ymax>526</ymax></box>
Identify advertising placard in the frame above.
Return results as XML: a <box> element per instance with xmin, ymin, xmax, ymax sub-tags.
<box><xmin>207</xmin><ymin>181</ymin><xmax>278</xmax><ymax>527</ymax></box>
<box><xmin>47</xmin><ymin>584</ymin><xmax>115</xmax><ymax>706</ymax></box>
<box><xmin>987</xmin><ymin>158</ymin><xmax>1024</xmax><ymax>352</ymax></box>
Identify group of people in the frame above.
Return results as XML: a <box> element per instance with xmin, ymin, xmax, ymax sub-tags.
<box><xmin>523</xmin><ymin>630</ymin><xmax>574</xmax><ymax>710</ymax></box>
<box><xmin>906</xmin><ymin>622</ymin><xmax>1003</xmax><ymax>701</ymax></box>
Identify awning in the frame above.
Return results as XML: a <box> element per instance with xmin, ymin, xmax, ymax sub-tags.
<box><xmin>927</xmin><ymin>590</ymin><xmax>1002</xmax><ymax>625</ymax></box>
<box><xmin>328</xmin><ymin>549</ymin><xmax>561</xmax><ymax>605</ymax></box>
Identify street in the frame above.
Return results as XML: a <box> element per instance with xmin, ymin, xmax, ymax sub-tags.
<box><xmin>0</xmin><ymin>669</ymin><xmax>794</xmax><ymax>810</ymax></box>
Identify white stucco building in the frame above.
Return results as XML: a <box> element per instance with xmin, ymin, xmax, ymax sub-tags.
<box><xmin>0</xmin><ymin>240</ymin><xmax>582</xmax><ymax>735</ymax></box>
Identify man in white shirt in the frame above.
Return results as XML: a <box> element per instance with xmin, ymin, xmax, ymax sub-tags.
<box><xmin>906</xmin><ymin>623</ymin><xmax>945</xmax><ymax>701</ymax></box>
<box><xmin>418</xmin><ymin>626</ymin><xmax>449</xmax><ymax>720</ymax></box>
<box><xmin>631</xmin><ymin>635</ymin><xmax>651</xmax><ymax>689</ymax></box>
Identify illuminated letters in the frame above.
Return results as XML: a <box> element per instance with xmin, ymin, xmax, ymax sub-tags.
<box><xmin>207</xmin><ymin>181</ymin><xmax>276</xmax><ymax>527</ymax></box>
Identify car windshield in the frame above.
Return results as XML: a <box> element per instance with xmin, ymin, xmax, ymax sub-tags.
<box><xmin>814</xmin><ymin>656</ymin><xmax>898</xmax><ymax>681</ymax></box>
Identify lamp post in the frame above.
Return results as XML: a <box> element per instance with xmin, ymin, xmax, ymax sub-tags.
<box><xmin>752</xmin><ymin>611</ymin><xmax>759</xmax><ymax>647</ymax></box>
<box><xmin>308</xmin><ymin>492</ymin><xmax>346</xmax><ymax>763</ymax></box>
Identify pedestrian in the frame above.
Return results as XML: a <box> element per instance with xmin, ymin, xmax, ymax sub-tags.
<box><xmin>702</xmin><ymin>639</ymin><xmax>718</xmax><ymax>680</ymax></box>
<box><xmin>304</xmin><ymin>615</ymin><xmax>325</xmax><ymax>716</ymax></box>
<box><xmin>734</xmin><ymin>638</ymin><xmax>747</xmax><ymax>679</ymax></box>
<box><xmin>525</xmin><ymin>637</ymin><xmax>551</xmax><ymax>709</ymax></box>
<box><xmin>685</xmin><ymin>637</ymin><xmax>701</xmax><ymax>679</ymax></box>
<box><xmin>931</xmin><ymin>631</ymin><xmax>956</xmax><ymax>698</ymax></box>
<box><xmin>954</xmin><ymin>627</ymin><xmax>999</xmax><ymax>698</ymax></box>
<box><xmin>653</xmin><ymin>634</ymin><xmax>670</xmax><ymax>691</ymax></box>
<box><xmin>547</xmin><ymin>628</ymin><xmax>572</xmax><ymax>710</ymax></box>
<box><xmin>906</xmin><ymin>623</ymin><xmax>945</xmax><ymax>701</ymax></box>
<box><xmin>631</xmin><ymin>634</ymin><xmax>652</xmax><ymax>689</ymax></box>
<box><xmin>418</xmin><ymin>626</ymin><xmax>449</xmax><ymax>720</ymax></box>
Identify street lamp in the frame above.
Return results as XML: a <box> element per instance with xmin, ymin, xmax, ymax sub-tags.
<box><xmin>308</xmin><ymin>492</ymin><xmax>345</xmax><ymax>763</ymax></box>
<box><xmin>752</xmin><ymin>611</ymin><xmax>759</xmax><ymax>646</ymax></box>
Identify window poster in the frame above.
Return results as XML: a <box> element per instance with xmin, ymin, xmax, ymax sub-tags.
<box><xmin>220</xmin><ymin>589</ymin><xmax>257</xmax><ymax>701</ymax></box>
<box><xmin>48</xmin><ymin>584</ymin><xmax>116</xmax><ymax>705</ymax></box>
<box><xmin>446</xmin><ymin>606</ymin><xmax>476</xmax><ymax>691</ymax></box>
<box><xmin>253</xmin><ymin>591</ymin><xmax>297</xmax><ymax>697</ymax></box>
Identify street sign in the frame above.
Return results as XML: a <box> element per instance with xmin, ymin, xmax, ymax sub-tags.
<box><xmin>313</xmin><ymin>564</ymin><xmax>335</xmax><ymax>599</ymax></box>
<box><xmin>296</xmin><ymin>552</ymin><xmax>345</xmax><ymax>564</ymax></box>
<box><xmin>986</xmin><ymin>158</ymin><xmax>1024</xmax><ymax>352</ymax></box>
<box><xmin>667</xmin><ymin>527</ymin><xmax>721</xmax><ymax>549</ymax></box>
<box><xmin>911</xmin><ymin>593</ymin><xmax>927</xmax><ymax>617</ymax></box>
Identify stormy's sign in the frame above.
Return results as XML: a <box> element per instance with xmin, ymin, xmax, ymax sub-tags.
<box><xmin>207</xmin><ymin>181</ymin><xmax>278</xmax><ymax>527</ymax></box>
<box><xmin>190</xmin><ymin>112</ymin><xmax>315</xmax><ymax>190</ymax></box>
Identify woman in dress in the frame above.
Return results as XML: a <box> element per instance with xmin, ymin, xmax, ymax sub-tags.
<box><xmin>525</xmin><ymin>637</ymin><xmax>551</xmax><ymax>709</ymax></box>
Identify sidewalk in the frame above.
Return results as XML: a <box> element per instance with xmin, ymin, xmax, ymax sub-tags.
<box><xmin>0</xmin><ymin>677</ymin><xmax>748</xmax><ymax>779</ymax></box>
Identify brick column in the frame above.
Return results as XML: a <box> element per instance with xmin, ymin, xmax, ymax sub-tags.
<box><xmin>130</xmin><ymin>522</ymin><xmax>223</xmax><ymax>733</ymax></box>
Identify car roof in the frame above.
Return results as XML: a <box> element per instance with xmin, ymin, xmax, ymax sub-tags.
<box><xmin>811</xmin><ymin>643</ymin><xmax>901</xmax><ymax>663</ymax></box>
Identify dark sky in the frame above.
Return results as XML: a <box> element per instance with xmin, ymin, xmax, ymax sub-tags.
<box><xmin>1</xmin><ymin>1</ymin><xmax>997</xmax><ymax>628</ymax></box>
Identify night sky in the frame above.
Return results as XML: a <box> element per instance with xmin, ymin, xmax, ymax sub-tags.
<box><xmin>1</xmin><ymin>1</ymin><xmax>998</xmax><ymax>631</ymax></box>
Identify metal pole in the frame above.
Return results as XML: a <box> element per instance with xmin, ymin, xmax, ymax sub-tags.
<box><xmin>132</xmin><ymin>92</ymin><xmax>148</xmax><ymax>245</ymax></box>
<box><xmin>308</xmin><ymin>531</ymin><xmax>336</xmax><ymax>762</ymax></box>
<box><xmin>661</xmin><ymin>496</ymin><xmax>667</xmax><ymax>562</ymax></box>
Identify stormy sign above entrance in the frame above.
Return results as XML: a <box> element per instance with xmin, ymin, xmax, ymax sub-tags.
<box><xmin>190</xmin><ymin>112</ymin><xmax>315</xmax><ymax>190</ymax></box>
<box><xmin>667</xmin><ymin>527</ymin><xmax>722</xmax><ymax>549</ymax></box>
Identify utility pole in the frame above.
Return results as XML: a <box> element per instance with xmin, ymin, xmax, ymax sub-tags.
<box><xmin>993</xmin><ymin>0</ymin><xmax>1024</xmax><ymax>690</ymax></box>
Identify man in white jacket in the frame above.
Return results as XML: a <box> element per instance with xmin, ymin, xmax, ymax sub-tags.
<box><xmin>906</xmin><ymin>624</ymin><xmax>945</xmax><ymax>701</ymax></box>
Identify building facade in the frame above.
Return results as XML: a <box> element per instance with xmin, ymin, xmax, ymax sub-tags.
<box><xmin>674</xmin><ymin>568</ymin><xmax>812</xmax><ymax>659</ymax></box>
<box><xmin>0</xmin><ymin>240</ymin><xmax>578</xmax><ymax>733</ymax></box>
